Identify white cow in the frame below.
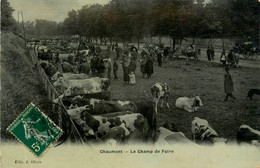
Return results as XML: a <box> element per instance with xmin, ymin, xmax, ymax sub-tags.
<box><xmin>53</xmin><ymin>77</ymin><xmax>110</xmax><ymax>96</ymax></box>
<box><xmin>92</xmin><ymin>113</ymin><xmax>145</xmax><ymax>137</ymax></box>
<box><xmin>51</xmin><ymin>72</ymin><xmax>89</xmax><ymax>81</ymax></box>
<box><xmin>151</xmin><ymin>83</ymin><xmax>170</xmax><ymax>114</ymax></box>
<box><xmin>175</xmin><ymin>96</ymin><xmax>203</xmax><ymax>113</ymax></box>
<box><xmin>191</xmin><ymin>117</ymin><xmax>227</xmax><ymax>144</ymax></box>
<box><xmin>101</xmin><ymin>123</ymin><xmax>130</xmax><ymax>145</ymax></box>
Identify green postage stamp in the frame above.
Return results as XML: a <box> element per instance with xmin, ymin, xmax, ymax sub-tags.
<box><xmin>7</xmin><ymin>103</ymin><xmax>63</xmax><ymax>157</ymax></box>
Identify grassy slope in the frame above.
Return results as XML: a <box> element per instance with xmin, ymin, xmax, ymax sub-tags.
<box><xmin>1</xmin><ymin>32</ymin><xmax>47</xmax><ymax>140</ymax></box>
<box><xmin>110</xmin><ymin>58</ymin><xmax>260</xmax><ymax>141</ymax></box>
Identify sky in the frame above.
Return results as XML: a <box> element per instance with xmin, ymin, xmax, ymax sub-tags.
<box><xmin>9</xmin><ymin>0</ymin><xmax>109</xmax><ymax>22</ymax></box>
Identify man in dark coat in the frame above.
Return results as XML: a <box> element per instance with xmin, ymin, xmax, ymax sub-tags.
<box><xmin>145</xmin><ymin>56</ymin><xmax>154</xmax><ymax>79</ymax></box>
<box><xmin>140</xmin><ymin>54</ymin><xmax>146</xmax><ymax>78</ymax></box>
<box><xmin>224</xmin><ymin>67</ymin><xmax>236</xmax><ymax>101</ymax></box>
<box><xmin>157</xmin><ymin>50</ymin><xmax>162</xmax><ymax>67</ymax></box>
<box><xmin>113</xmin><ymin>58</ymin><xmax>118</xmax><ymax>80</ymax></box>
<box><xmin>129</xmin><ymin>60</ymin><xmax>137</xmax><ymax>74</ymax></box>
<box><xmin>90</xmin><ymin>54</ymin><xmax>99</xmax><ymax>76</ymax></box>
<box><xmin>98</xmin><ymin>56</ymin><xmax>106</xmax><ymax>78</ymax></box>
<box><xmin>227</xmin><ymin>50</ymin><xmax>235</xmax><ymax>67</ymax></box>
<box><xmin>207</xmin><ymin>47</ymin><xmax>211</xmax><ymax>61</ymax></box>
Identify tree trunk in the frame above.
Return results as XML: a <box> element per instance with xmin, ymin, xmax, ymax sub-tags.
<box><xmin>192</xmin><ymin>36</ymin><xmax>195</xmax><ymax>45</ymax></box>
<box><xmin>159</xmin><ymin>35</ymin><xmax>161</xmax><ymax>44</ymax></box>
<box><xmin>110</xmin><ymin>37</ymin><xmax>112</xmax><ymax>44</ymax></box>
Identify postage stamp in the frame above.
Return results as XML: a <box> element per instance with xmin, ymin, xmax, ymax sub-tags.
<box><xmin>7</xmin><ymin>103</ymin><xmax>63</xmax><ymax>157</ymax></box>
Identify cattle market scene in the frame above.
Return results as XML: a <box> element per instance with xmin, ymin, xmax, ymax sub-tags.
<box><xmin>1</xmin><ymin>0</ymin><xmax>260</xmax><ymax>149</ymax></box>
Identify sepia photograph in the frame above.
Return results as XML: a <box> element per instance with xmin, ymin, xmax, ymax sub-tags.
<box><xmin>1</xmin><ymin>0</ymin><xmax>260</xmax><ymax>167</ymax></box>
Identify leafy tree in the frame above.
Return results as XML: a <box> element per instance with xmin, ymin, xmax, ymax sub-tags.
<box><xmin>1</xmin><ymin>0</ymin><xmax>16</xmax><ymax>31</ymax></box>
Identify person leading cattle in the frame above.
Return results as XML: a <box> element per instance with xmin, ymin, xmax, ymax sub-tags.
<box><xmin>223</xmin><ymin>67</ymin><xmax>237</xmax><ymax>102</ymax></box>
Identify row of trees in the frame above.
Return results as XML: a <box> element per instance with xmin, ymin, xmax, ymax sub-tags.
<box><xmin>61</xmin><ymin>0</ymin><xmax>259</xmax><ymax>48</ymax></box>
<box><xmin>2</xmin><ymin>0</ymin><xmax>259</xmax><ymax>49</ymax></box>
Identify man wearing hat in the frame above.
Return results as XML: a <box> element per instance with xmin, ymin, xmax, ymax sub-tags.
<box><xmin>224</xmin><ymin>67</ymin><xmax>237</xmax><ymax>102</ymax></box>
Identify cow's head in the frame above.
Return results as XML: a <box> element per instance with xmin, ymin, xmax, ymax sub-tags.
<box><xmin>53</xmin><ymin>77</ymin><xmax>65</xmax><ymax>87</ymax></box>
<box><xmin>100</xmin><ymin>78</ymin><xmax>110</xmax><ymax>91</ymax></box>
<box><xmin>64</xmin><ymin>86</ymin><xmax>72</xmax><ymax>97</ymax></box>
<box><xmin>194</xmin><ymin>96</ymin><xmax>203</xmax><ymax>107</ymax></box>
<box><xmin>51</xmin><ymin>71</ymin><xmax>62</xmax><ymax>81</ymax></box>
<box><xmin>39</xmin><ymin>61</ymin><xmax>48</xmax><ymax>69</ymax></box>
<box><xmin>191</xmin><ymin>117</ymin><xmax>209</xmax><ymax>135</ymax></box>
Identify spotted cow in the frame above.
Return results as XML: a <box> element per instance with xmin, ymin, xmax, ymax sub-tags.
<box><xmin>191</xmin><ymin>117</ymin><xmax>227</xmax><ymax>144</ymax></box>
<box><xmin>84</xmin><ymin>112</ymin><xmax>145</xmax><ymax>138</ymax></box>
<box><xmin>66</xmin><ymin>105</ymin><xmax>94</xmax><ymax>137</ymax></box>
<box><xmin>151</xmin><ymin>83</ymin><xmax>170</xmax><ymax>114</ymax></box>
<box><xmin>237</xmin><ymin>125</ymin><xmax>260</xmax><ymax>147</ymax></box>
<box><xmin>70</xmin><ymin>96</ymin><xmax>136</xmax><ymax>115</ymax></box>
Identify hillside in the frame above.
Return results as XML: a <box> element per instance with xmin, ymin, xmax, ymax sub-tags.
<box><xmin>0</xmin><ymin>32</ymin><xmax>48</xmax><ymax>140</ymax></box>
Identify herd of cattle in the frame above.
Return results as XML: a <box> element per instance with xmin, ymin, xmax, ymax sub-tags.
<box><xmin>26</xmin><ymin>40</ymin><xmax>260</xmax><ymax>148</ymax></box>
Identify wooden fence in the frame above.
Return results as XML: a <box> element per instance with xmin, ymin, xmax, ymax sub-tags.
<box><xmin>29</xmin><ymin>49</ymin><xmax>86</xmax><ymax>147</ymax></box>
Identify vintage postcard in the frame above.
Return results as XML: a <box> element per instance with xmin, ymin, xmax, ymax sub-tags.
<box><xmin>1</xmin><ymin>0</ymin><xmax>260</xmax><ymax>167</ymax></box>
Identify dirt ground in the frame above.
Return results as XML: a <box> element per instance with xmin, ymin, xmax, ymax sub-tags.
<box><xmin>110</xmin><ymin>58</ymin><xmax>260</xmax><ymax>141</ymax></box>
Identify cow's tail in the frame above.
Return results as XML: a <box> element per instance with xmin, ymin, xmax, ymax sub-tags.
<box><xmin>129</xmin><ymin>101</ymin><xmax>137</xmax><ymax>113</ymax></box>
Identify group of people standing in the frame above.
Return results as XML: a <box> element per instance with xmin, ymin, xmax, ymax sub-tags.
<box><xmin>121</xmin><ymin>50</ymin><xmax>137</xmax><ymax>84</ymax></box>
<box><xmin>220</xmin><ymin>49</ymin><xmax>238</xmax><ymax>68</ymax></box>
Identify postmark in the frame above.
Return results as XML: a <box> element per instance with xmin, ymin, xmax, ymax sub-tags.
<box><xmin>7</xmin><ymin>103</ymin><xmax>63</xmax><ymax>157</ymax></box>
